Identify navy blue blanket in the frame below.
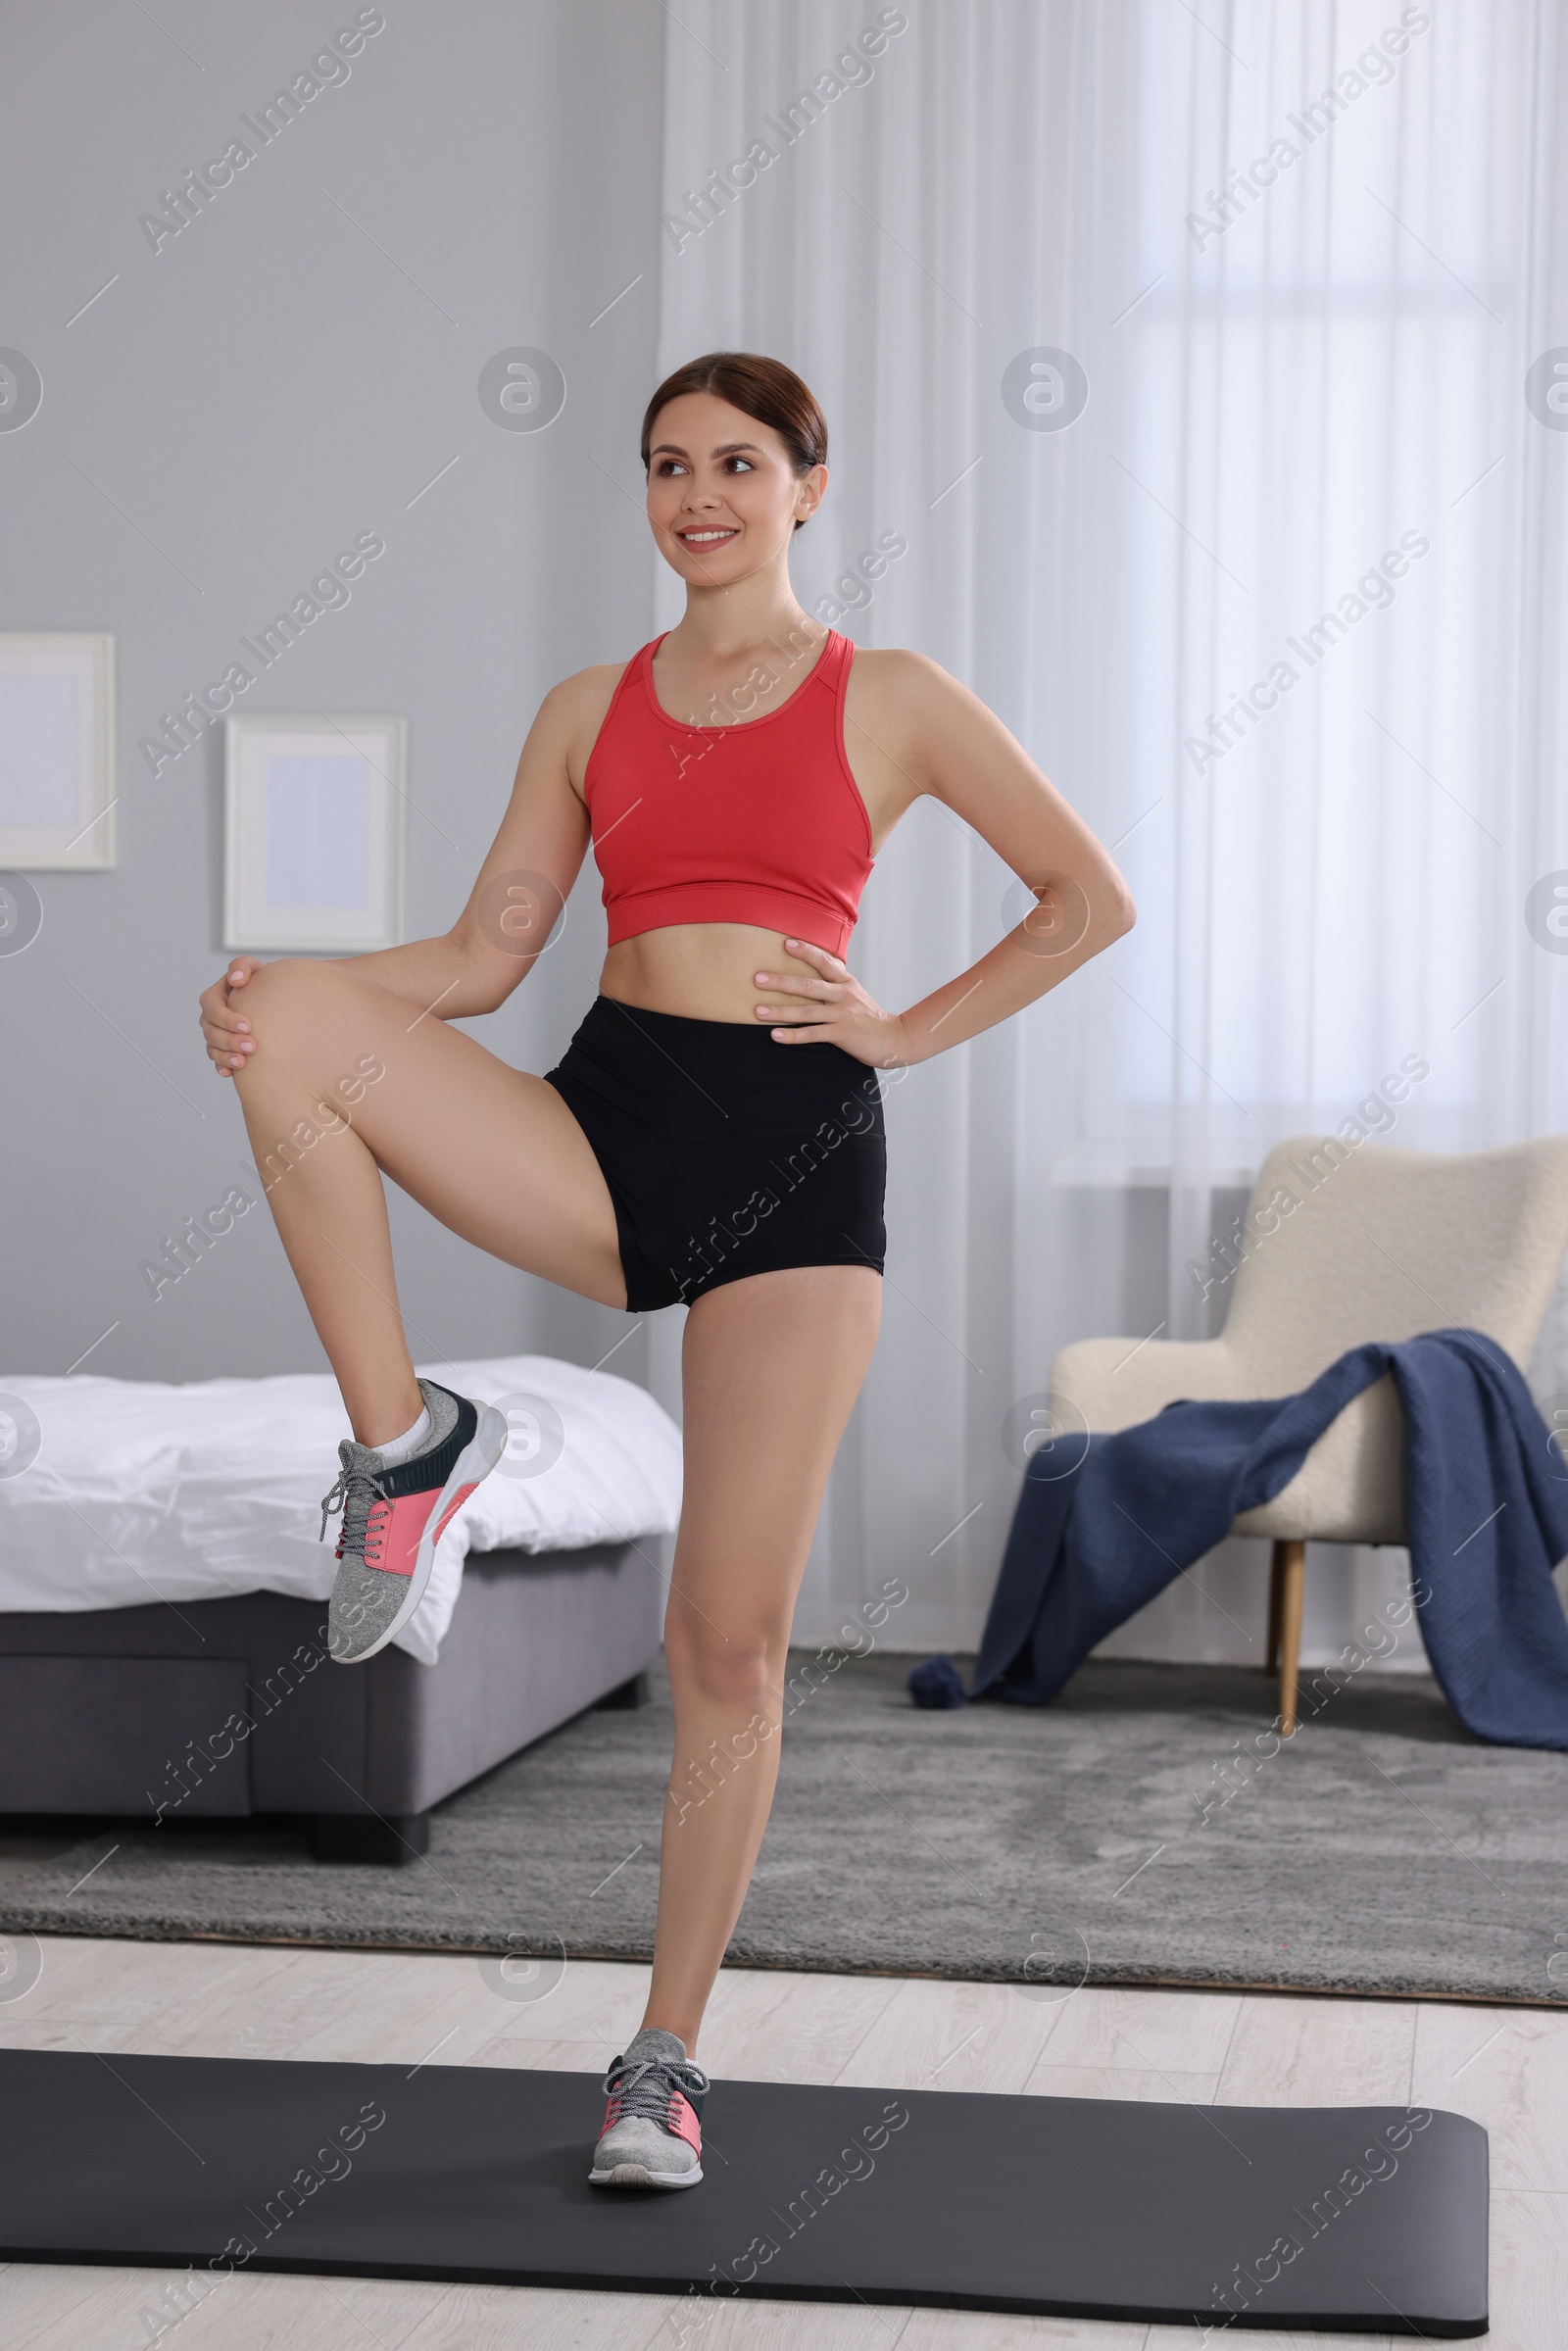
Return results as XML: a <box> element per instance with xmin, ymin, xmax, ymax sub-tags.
<box><xmin>911</xmin><ymin>1328</ymin><xmax>1568</xmax><ymax>1750</ymax></box>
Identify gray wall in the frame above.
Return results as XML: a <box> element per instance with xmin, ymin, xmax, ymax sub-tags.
<box><xmin>2</xmin><ymin>1</ymin><xmax>664</xmax><ymax>1386</ymax></box>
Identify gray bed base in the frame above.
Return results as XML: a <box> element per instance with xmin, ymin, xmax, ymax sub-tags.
<box><xmin>0</xmin><ymin>1541</ymin><xmax>664</xmax><ymax>1861</ymax></box>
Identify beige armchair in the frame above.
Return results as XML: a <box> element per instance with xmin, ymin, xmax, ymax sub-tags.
<box><xmin>1050</xmin><ymin>1136</ymin><xmax>1568</xmax><ymax>1732</ymax></box>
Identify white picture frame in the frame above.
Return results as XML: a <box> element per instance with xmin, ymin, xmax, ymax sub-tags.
<box><xmin>0</xmin><ymin>632</ymin><xmax>116</xmax><ymax>867</ymax></box>
<box><xmin>223</xmin><ymin>713</ymin><xmax>405</xmax><ymax>954</ymax></box>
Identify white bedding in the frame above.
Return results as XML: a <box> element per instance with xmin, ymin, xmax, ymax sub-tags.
<box><xmin>0</xmin><ymin>1356</ymin><xmax>682</xmax><ymax>1664</ymax></box>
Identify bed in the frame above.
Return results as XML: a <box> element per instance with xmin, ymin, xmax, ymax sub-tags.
<box><xmin>0</xmin><ymin>1356</ymin><xmax>681</xmax><ymax>1857</ymax></box>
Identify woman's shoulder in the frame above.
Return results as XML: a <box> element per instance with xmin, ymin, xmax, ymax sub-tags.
<box><xmin>538</xmin><ymin>652</ymin><xmax>652</xmax><ymax>788</ymax></box>
<box><xmin>540</xmin><ymin>650</ymin><xmax>647</xmax><ymax>734</ymax></box>
<box><xmin>841</xmin><ymin>647</ymin><xmax>999</xmax><ymax>803</ymax></box>
<box><xmin>844</xmin><ymin>642</ymin><xmax>961</xmax><ymax>719</ymax></box>
<box><xmin>846</xmin><ymin>643</ymin><xmax>944</xmax><ymax>683</ymax></box>
<box><xmin>549</xmin><ymin>648</ymin><xmax>647</xmax><ymax>706</ymax></box>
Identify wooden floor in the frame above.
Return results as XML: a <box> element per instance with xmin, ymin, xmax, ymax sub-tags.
<box><xmin>0</xmin><ymin>1937</ymin><xmax>1563</xmax><ymax>2347</ymax></box>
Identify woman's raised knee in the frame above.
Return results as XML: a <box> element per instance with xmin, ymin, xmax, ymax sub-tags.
<box><xmin>236</xmin><ymin>955</ymin><xmax>346</xmax><ymax>1037</ymax></box>
<box><xmin>233</xmin><ymin>959</ymin><xmax>389</xmax><ymax>1093</ymax></box>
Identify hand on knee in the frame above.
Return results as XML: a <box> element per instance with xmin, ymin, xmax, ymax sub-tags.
<box><xmin>233</xmin><ymin>955</ymin><xmax>341</xmax><ymax>1037</ymax></box>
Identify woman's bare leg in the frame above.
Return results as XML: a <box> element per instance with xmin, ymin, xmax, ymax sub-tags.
<box><xmin>643</xmin><ymin>1263</ymin><xmax>882</xmax><ymax>2056</ymax></box>
<box><xmin>230</xmin><ymin>957</ymin><xmax>624</xmax><ymax>1443</ymax></box>
<box><xmin>233</xmin><ymin>959</ymin><xmax>882</xmax><ymax>2060</ymax></box>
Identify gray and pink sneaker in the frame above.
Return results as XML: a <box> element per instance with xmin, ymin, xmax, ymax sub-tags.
<box><xmin>321</xmin><ymin>1378</ymin><xmax>507</xmax><ymax>1663</ymax></box>
<box><xmin>589</xmin><ymin>2027</ymin><xmax>709</xmax><ymax>2189</ymax></box>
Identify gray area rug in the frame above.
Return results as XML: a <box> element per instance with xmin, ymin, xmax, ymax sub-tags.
<box><xmin>5</xmin><ymin>1651</ymin><xmax>1566</xmax><ymax>2003</ymax></box>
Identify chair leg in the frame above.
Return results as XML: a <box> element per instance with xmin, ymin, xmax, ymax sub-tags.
<box><xmin>1276</xmin><ymin>1540</ymin><xmax>1306</xmax><ymax>1736</ymax></box>
<box><xmin>1265</xmin><ymin>1542</ymin><xmax>1286</xmax><ymax>1675</ymax></box>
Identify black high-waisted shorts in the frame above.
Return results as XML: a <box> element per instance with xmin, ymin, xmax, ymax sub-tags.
<box><xmin>543</xmin><ymin>996</ymin><xmax>887</xmax><ymax>1313</ymax></box>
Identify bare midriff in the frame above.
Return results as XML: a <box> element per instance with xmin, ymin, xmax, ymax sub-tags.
<box><xmin>599</xmin><ymin>923</ymin><xmax>823</xmax><ymax>1026</ymax></box>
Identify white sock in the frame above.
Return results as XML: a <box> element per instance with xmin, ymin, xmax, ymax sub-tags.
<box><xmin>372</xmin><ymin>1402</ymin><xmax>431</xmax><ymax>1465</ymax></box>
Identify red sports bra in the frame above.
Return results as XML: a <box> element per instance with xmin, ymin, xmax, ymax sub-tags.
<box><xmin>582</xmin><ymin>629</ymin><xmax>874</xmax><ymax>957</ymax></box>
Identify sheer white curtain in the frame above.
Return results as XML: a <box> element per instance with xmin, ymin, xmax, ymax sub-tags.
<box><xmin>648</xmin><ymin>0</ymin><xmax>1568</xmax><ymax>1661</ymax></box>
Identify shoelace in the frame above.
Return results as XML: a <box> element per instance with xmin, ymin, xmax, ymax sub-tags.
<box><xmin>318</xmin><ymin>1442</ymin><xmax>389</xmax><ymax>1564</ymax></box>
<box><xmin>601</xmin><ymin>2050</ymin><xmax>710</xmax><ymax>2126</ymax></box>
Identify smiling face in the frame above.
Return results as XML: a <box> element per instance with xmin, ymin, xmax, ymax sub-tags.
<box><xmin>645</xmin><ymin>389</ymin><xmax>826</xmax><ymax>586</ymax></box>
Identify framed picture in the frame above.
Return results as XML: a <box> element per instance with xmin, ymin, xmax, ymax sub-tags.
<box><xmin>0</xmin><ymin>632</ymin><xmax>116</xmax><ymax>867</ymax></box>
<box><xmin>223</xmin><ymin>713</ymin><xmax>405</xmax><ymax>953</ymax></box>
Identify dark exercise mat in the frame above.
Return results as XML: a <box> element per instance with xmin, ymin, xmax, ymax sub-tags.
<box><xmin>0</xmin><ymin>2049</ymin><xmax>1487</xmax><ymax>2333</ymax></box>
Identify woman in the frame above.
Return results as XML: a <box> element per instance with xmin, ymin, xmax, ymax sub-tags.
<box><xmin>198</xmin><ymin>350</ymin><xmax>1135</xmax><ymax>2191</ymax></box>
